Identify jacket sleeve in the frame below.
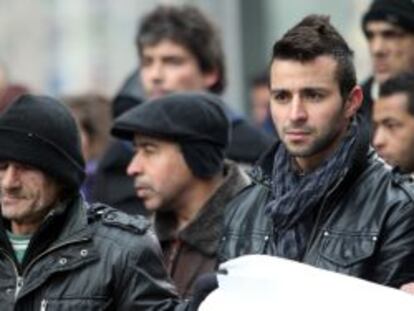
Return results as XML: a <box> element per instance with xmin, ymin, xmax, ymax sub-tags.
<box><xmin>114</xmin><ymin>232</ymin><xmax>181</xmax><ymax>310</ymax></box>
<box><xmin>373</xmin><ymin>200</ymin><xmax>414</xmax><ymax>287</ymax></box>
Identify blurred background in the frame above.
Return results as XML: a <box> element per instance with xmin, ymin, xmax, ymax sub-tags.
<box><xmin>0</xmin><ymin>0</ymin><xmax>371</xmax><ymax>113</ymax></box>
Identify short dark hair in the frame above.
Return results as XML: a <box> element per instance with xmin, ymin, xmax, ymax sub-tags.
<box><xmin>379</xmin><ymin>72</ymin><xmax>414</xmax><ymax>115</ymax></box>
<box><xmin>136</xmin><ymin>5</ymin><xmax>226</xmax><ymax>94</ymax></box>
<box><xmin>251</xmin><ymin>71</ymin><xmax>269</xmax><ymax>88</ymax></box>
<box><xmin>271</xmin><ymin>15</ymin><xmax>356</xmax><ymax>100</ymax></box>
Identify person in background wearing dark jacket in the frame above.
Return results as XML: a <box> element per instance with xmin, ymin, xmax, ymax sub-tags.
<box><xmin>136</xmin><ymin>4</ymin><xmax>273</xmax><ymax>165</ymax></box>
<box><xmin>112</xmin><ymin>92</ymin><xmax>250</xmax><ymax>298</ymax></box>
<box><xmin>91</xmin><ymin>72</ymin><xmax>148</xmax><ymax>215</ymax></box>
<box><xmin>210</xmin><ymin>14</ymin><xmax>414</xmax><ymax>299</ymax></box>
<box><xmin>360</xmin><ymin>0</ymin><xmax>414</xmax><ymax>126</ymax></box>
<box><xmin>373</xmin><ymin>72</ymin><xmax>414</xmax><ymax>175</ymax></box>
<box><xmin>0</xmin><ymin>95</ymin><xmax>179</xmax><ymax>310</ymax></box>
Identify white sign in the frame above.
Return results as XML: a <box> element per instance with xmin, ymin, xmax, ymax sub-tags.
<box><xmin>200</xmin><ymin>255</ymin><xmax>414</xmax><ymax>311</ymax></box>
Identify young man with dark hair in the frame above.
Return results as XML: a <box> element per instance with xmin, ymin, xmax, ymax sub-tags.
<box><xmin>373</xmin><ymin>72</ymin><xmax>414</xmax><ymax>174</ymax></box>
<box><xmin>0</xmin><ymin>95</ymin><xmax>179</xmax><ymax>310</ymax></box>
<box><xmin>360</xmin><ymin>0</ymin><xmax>414</xmax><ymax>122</ymax></box>
<box><xmin>112</xmin><ymin>92</ymin><xmax>250</xmax><ymax>298</ymax></box>
<box><xmin>135</xmin><ymin>4</ymin><xmax>272</xmax><ymax>165</ymax></box>
<box><xmin>214</xmin><ymin>14</ymin><xmax>414</xmax><ymax>289</ymax></box>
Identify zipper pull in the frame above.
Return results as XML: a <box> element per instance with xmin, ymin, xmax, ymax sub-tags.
<box><xmin>40</xmin><ymin>299</ymin><xmax>48</xmax><ymax>311</ymax></box>
<box><xmin>15</xmin><ymin>276</ymin><xmax>23</xmax><ymax>299</ymax></box>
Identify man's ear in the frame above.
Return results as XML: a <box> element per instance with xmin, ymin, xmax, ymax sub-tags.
<box><xmin>202</xmin><ymin>69</ymin><xmax>219</xmax><ymax>90</ymax></box>
<box><xmin>344</xmin><ymin>85</ymin><xmax>363</xmax><ymax>118</ymax></box>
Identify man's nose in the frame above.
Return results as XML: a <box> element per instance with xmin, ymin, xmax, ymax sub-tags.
<box><xmin>370</xmin><ymin>35</ymin><xmax>387</xmax><ymax>57</ymax></box>
<box><xmin>372</xmin><ymin>126</ymin><xmax>385</xmax><ymax>150</ymax></box>
<box><xmin>127</xmin><ymin>152</ymin><xmax>144</xmax><ymax>177</ymax></box>
<box><xmin>1</xmin><ymin>164</ymin><xmax>20</xmax><ymax>189</ymax></box>
<box><xmin>289</xmin><ymin>97</ymin><xmax>308</xmax><ymax>123</ymax></box>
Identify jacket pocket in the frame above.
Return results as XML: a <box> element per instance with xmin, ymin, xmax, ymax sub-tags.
<box><xmin>219</xmin><ymin>230</ymin><xmax>271</xmax><ymax>263</ymax></box>
<box><xmin>318</xmin><ymin>230</ymin><xmax>378</xmax><ymax>269</ymax></box>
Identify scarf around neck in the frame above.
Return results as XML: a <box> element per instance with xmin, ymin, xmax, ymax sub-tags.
<box><xmin>265</xmin><ymin>122</ymin><xmax>358</xmax><ymax>260</ymax></box>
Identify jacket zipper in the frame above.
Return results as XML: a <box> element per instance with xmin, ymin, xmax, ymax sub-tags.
<box><xmin>40</xmin><ymin>299</ymin><xmax>48</xmax><ymax>311</ymax></box>
<box><xmin>1</xmin><ymin>237</ymin><xmax>89</xmax><ymax>302</ymax></box>
<box><xmin>0</xmin><ymin>249</ymin><xmax>22</xmax><ymax>299</ymax></box>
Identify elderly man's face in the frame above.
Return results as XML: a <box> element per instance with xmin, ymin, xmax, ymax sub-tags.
<box><xmin>0</xmin><ymin>161</ymin><xmax>60</xmax><ymax>234</ymax></box>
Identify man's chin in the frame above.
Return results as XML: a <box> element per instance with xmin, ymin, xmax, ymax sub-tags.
<box><xmin>148</xmin><ymin>90</ymin><xmax>171</xmax><ymax>99</ymax></box>
<box><xmin>374</xmin><ymin>72</ymin><xmax>392</xmax><ymax>84</ymax></box>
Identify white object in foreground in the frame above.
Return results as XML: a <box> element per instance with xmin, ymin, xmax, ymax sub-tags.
<box><xmin>200</xmin><ymin>255</ymin><xmax>414</xmax><ymax>311</ymax></box>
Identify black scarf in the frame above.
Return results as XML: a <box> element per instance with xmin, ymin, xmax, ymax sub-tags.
<box><xmin>265</xmin><ymin>123</ymin><xmax>358</xmax><ymax>260</ymax></box>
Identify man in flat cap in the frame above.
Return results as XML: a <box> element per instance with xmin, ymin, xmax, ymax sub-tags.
<box><xmin>360</xmin><ymin>0</ymin><xmax>414</xmax><ymax>123</ymax></box>
<box><xmin>112</xmin><ymin>92</ymin><xmax>250</xmax><ymax>298</ymax></box>
<box><xmin>0</xmin><ymin>95</ymin><xmax>179</xmax><ymax>310</ymax></box>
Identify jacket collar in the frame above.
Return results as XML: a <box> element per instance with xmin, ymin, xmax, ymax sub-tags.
<box><xmin>155</xmin><ymin>161</ymin><xmax>250</xmax><ymax>256</ymax></box>
<box><xmin>0</xmin><ymin>194</ymin><xmax>92</xmax><ymax>268</ymax></box>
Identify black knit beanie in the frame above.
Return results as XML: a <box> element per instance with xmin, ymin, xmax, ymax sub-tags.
<box><xmin>362</xmin><ymin>0</ymin><xmax>414</xmax><ymax>33</ymax></box>
<box><xmin>112</xmin><ymin>92</ymin><xmax>230</xmax><ymax>178</ymax></box>
<box><xmin>0</xmin><ymin>95</ymin><xmax>85</xmax><ymax>192</ymax></box>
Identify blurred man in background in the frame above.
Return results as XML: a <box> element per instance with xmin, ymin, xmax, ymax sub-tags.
<box><xmin>360</xmin><ymin>0</ymin><xmax>414</xmax><ymax>124</ymax></box>
<box><xmin>372</xmin><ymin>72</ymin><xmax>414</xmax><ymax>174</ymax></box>
<box><xmin>136</xmin><ymin>4</ymin><xmax>273</xmax><ymax>165</ymax></box>
<box><xmin>63</xmin><ymin>94</ymin><xmax>111</xmax><ymax>203</ymax></box>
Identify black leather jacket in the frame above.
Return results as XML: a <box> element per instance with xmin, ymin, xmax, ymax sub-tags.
<box><xmin>0</xmin><ymin>196</ymin><xmax>179</xmax><ymax>310</ymax></box>
<box><xmin>218</xmin><ymin>142</ymin><xmax>414</xmax><ymax>288</ymax></box>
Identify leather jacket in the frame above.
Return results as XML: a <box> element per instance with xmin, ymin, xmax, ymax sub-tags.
<box><xmin>0</xmin><ymin>195</ymin><xmax>179</xmax><ymax>310</ymax></box>
<box><xmin>218</xmin><ymin>141</ymin><xmax>414</xmax><ymax>288</ymax></box>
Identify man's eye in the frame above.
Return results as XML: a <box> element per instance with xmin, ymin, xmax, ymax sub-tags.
<box><xmin>273</xmin><ymin>92</ymin><xmax>289</xmax><ymax>102</ymax></box>
<box><xmin>166</xmin><ymin>58</ymin><xmax>185</xmax><ymax>65</ymax></box>
<box><xmin>142</xmin><ymin>145</ymin><xmax>157</xmax><ymax>154</ymax></box>
<box><xmin>385</xmin><ymin>122</ymin><xmax>400</xmax><ymax>130</ymax></box>
<box><xmin>141</xmin><ymin>58</ymin><xmax>152</xmax><ymax>67</ymax></box>
<box><xmin>305</xmin><ymin>92</ymin><xmax>323</xmax><ymax>101</ymax></box>
<box><xmin>0</xmin><ymin>162</ymin><xmax>8</xmax><ymax>170</ymax></box>
<box><xmin>382</xmin><ymin>30</ymin><xmax>405</xmax><ymax>39</ymax></box>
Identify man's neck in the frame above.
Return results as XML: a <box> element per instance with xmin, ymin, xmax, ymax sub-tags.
<box><xmin>174</xmin><ymin>174</ymin><xmax>225</xmax><ymax>232</ymax></box>
<box><xmin>11</xmin><ymin>222</ymin><xmax>41</xmax><ymax>236</ymax></box>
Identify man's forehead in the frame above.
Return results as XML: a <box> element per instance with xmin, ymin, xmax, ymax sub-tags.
<box><xmin>141</xmin><ymin>39</ymin><xmax>192</xmax><ymax>55</ymax></box>
<box><xmin>270</xmin><ymin>57</ymin><xmax>338</xmax><ymax>87</ymax></box>
<box><xmin>365</xmin><ymin>20</ymin><xmax>406</xmax><ymax>33</ymax></box>
<box><xmin>376</xmin><ymin>93</ymin><xmax>410</xmax><ymax>112</ymax></box>
<box><xmin>133</xmin><ymin>133</ymin><xmax>175</xmax><ymax>146</ymax></box>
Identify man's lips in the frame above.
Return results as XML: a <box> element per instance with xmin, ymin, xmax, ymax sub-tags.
<box><xmin>149</xmin><ymin>89</ymin><xmax>169</xmax><ymax>98</ymax></box>
<box><xmin>1</xmin><ymin>195</ymin><xmax>24</xmax><ymax>205</ymax></box>
<box><xmin>285</xmin><ymin>131</ymin><xmax>310</xmax><ymax>141</ymax></box>
<box><xmin>374</xmin><ymin>61</ymin><xmax>389</xmax><ymax>73</ymax></box>
<box><xmin>134</xmin><ymin>186</ymin><xmax>153</xmax><ymax>198</ymax></box>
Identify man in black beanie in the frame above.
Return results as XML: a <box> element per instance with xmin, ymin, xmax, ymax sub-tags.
<box><xmin>112</xmin><ymin>91</ymin><xmax>250</xmax><ymax>298</ymax></box>
<box><xmin>0</xmin><ymin>95</ymin><xmax>179</xmax><ymax>310</ymax></box>
<box><xmin>360</xmin><ymin>0</ymin><xmax>414</xmax><ymax>124</ymax></box>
